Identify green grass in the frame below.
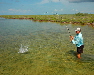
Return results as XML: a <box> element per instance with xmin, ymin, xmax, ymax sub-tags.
<box><xmin>0</xmin><ymin>14</ymin><xmax>94</xmax><ymax>26</ymax></box>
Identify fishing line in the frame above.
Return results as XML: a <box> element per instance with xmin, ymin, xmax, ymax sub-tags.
<box><xmin>66</xmin><ymin>26</ymin><xmax>71</xmax><ymax>36</ymax></box>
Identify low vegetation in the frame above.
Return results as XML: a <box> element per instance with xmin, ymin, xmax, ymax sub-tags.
<box><xmin>0</xmin><ymin>13</ymin><xmax>94</xmax><ymax>27</ymax></box>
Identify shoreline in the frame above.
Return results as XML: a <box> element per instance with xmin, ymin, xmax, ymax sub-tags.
<box><xmin>0</xmin><ymin>15</ymin><xmax>94</xmax><ymax>27</ymax></box>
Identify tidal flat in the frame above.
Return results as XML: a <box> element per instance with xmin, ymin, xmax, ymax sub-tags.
<box><xmin>0</xmin><ymin>18</ymin><xmax>94</xmax><ymax>75</ymax></box>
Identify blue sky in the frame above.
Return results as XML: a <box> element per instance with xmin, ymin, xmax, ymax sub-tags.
<box><xmin>0</xmin><ymin>0</ymin><xmax>94</xmax><ymax>15</ymax></box>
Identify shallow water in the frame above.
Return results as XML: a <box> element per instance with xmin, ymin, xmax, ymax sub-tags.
<box><xmin>0</xmin><ymin>18</ymin><xmax>94</xmax><ymax>75</ymax></box>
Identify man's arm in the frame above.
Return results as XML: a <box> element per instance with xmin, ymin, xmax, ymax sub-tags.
<box><xmin>71</xmin><ymin>37</ymin><xmax>81</xmax><ymax>44</ymax></box>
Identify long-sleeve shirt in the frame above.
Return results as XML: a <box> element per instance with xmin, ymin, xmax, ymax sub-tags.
<box><xmin>72</xmin><ymin>32</ymin><xmax>84</xmax><ymax>47</ymax></box>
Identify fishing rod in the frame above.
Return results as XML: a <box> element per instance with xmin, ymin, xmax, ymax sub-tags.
<box><xmin>66</xmin><ymin>26</ymin><xmax>71</xmax><ymax>36</ymax></box>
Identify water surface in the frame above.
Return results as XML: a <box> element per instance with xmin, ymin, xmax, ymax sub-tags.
<box><xmin>0</xmin><ymin>18</ymin><xmax>94</xmax><ymax>75</ymax></box>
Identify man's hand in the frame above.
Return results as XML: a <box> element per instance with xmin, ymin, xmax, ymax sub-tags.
<box><xmin>69</xmin><ymin>36</ymin><xmax>74</xmax><ymax>41</ymax></box>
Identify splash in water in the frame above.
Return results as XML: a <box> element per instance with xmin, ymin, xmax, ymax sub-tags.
<box><xmin>18</xmin><ymin>44</ymin><xmax>28</xmax><ymax>53</ymax></box>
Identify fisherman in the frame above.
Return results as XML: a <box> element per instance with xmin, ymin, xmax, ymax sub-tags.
<box><xmin>70</xmin><ymin>28</ymin><xmax>84</xmax><ymax>59</ymax></box>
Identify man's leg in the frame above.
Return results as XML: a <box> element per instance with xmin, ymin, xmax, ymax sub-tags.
<box><xmin>77</xmin><ymin>47</ymin><xmax>82</xmax><ymax>59</ymax></box>
<box><xmin>77</xmin><ymin>53</ymin><xmax>81</xmax><ymax>59</ymax></box>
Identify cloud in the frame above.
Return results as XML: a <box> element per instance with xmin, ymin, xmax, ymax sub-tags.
<box><xmin>38</xmin><ymin>0</ymin><xmax>62</xmax><ymax>4</ymax></box>
<box><xmin>8</xmin><ymin>9</ymin><xmax>32</xmax><ymax>13</ymax></box>
<box><xmin>68</xmin><ymin>0</ymin><xmax>94</xmax><ymax>3</ymax></box>
<box><xmin>39</xmin><ymin>0</ymin><xmax>94</xmax><ymax>4</ymax></box>
<box><xmin>72</xmin><ymin>9</ymin><xmax>78</xmax><ymax>11</ymax></box>
<box><xmin>0</xmin><ymin>10</ymin><xmax>7</xmax><ymax>13</ymax></box>
<box><xmin>52</xmin><ymin>0</ymin><xmax>60</xmax><ymax>2</ymax></box>
<box><xmin>80</xmin><ymin>10</ymin><xmax>94</xmax><ymax>13</ymax></box>
<box><xmin>54</xmin><ymin>9</ymin><xmax>63</xmax><ymax>11</ymax></box>
<box><xmin>38</xmin><ymin>0</ymin><xmax>50</xmax><ymax>4</ymax></box>
<box><xmin>0</xmin><ymin>0</ymin><xmax>19</xmax><ymax>4</ymax></box>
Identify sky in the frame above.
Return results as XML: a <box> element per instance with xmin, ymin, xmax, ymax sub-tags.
<box><xmin>0</xmin><ymin>0</ymin><xmax>94</xmax><ymax>15</ymax></box>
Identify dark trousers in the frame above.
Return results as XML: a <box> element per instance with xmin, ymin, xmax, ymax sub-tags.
<box><xmin>77</xmin><ymin>45</ymin><xmax>84</xmax><ymax>54</ymax></box>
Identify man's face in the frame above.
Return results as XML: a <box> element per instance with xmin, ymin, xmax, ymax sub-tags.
<box><xmin>76</xmin><ymin>31</ymin><xmax>80</xmax><ymax>34</ymax></box>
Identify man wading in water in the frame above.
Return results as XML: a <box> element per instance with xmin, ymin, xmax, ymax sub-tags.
<box><xmin>70</xmin><ymin>28</ymin><xmax>84</xmax><ymax>59</ymax></box>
